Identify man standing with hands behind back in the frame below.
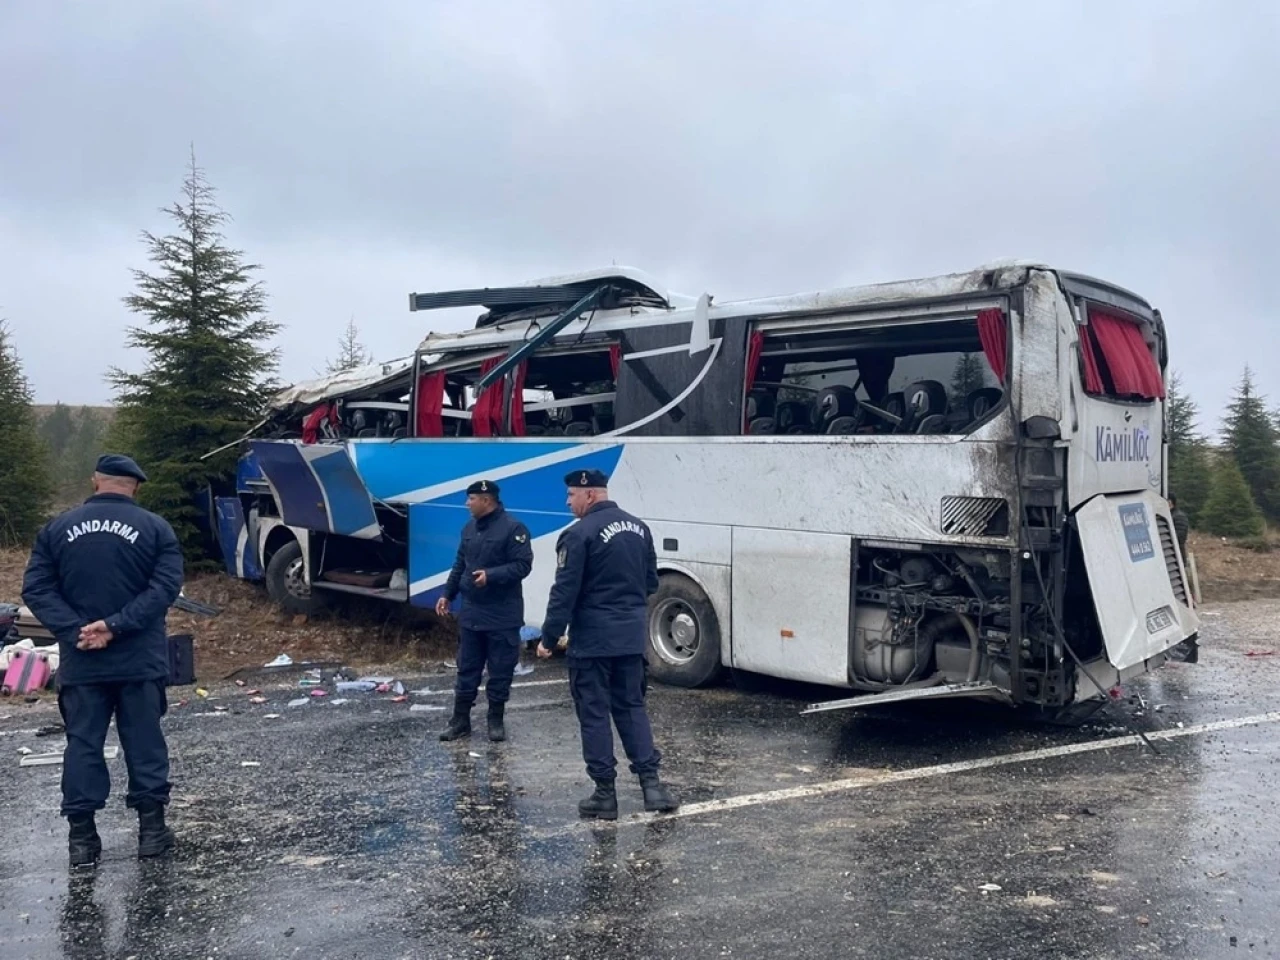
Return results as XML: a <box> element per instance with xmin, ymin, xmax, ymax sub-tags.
<box><xmin>21</xmin><ymin>454</ymin><xmax>184</xmax><ymax>868</ymax></box>
<box><xmin>436</xmin><ymin>480</ymin><xmax>534</xmax><ymax>743</ymax></box>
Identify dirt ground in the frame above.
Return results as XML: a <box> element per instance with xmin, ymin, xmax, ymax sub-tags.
<box><xmin>1186</xmin><ymin>531</ymin><xmax>1280</xmax><ymax>603</ymax></box>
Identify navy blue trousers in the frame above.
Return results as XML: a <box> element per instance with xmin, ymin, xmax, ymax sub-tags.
<box><xmin>569</xmin><ymin>655</ymin><xmax>661</xmax><ymax>781</ymax></box>
<box><xmin>454</xmin><ymin>627</ymin><xmax>521</xmax><ymax>708</ymax></box>
<box><xmin>57</xmin><ymin>680</ymin><xmax>171</xmax><ymax>818</ymax></box>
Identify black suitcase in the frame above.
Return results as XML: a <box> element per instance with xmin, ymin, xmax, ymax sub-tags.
<box><xmin>167</xmin><ymin>634</ymin><xmax>196</xmax><ymax>687</ymax></box>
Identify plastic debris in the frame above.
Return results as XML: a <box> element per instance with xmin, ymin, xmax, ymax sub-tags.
<box><xmin>392</xmin><ymin>681</ymin><xmax>405</xmax><ymax>696</ymax></box>
<box><xmin>240</xmin><ymin>761</ymin><xmax>261</xmax><ymax>767</ymax></box>
<box><xmin>196</xmin><ymin>688</ymin><xmax>210</xmax><ymax>698</ymax></box>
<box><xmin>310</xmin><ymin>689</ymin><xmax>328</xmax><ymax>698</ymax></box>
<box><xmin>265</xmin><ymin>654</ymin><xmax>294</xmax><ymax>668</ymax></box>
<box><xmin>513</xmin><ymin>662</ymin><xmax>535</xmax><ymax>677</ymax></box>
<box><xmin>978</xmin><ymin>883</ymin><xmax>1003</xmax><ymax>893</ymax></box>
<box><xmin>246</xmin><ymin>689</ymin><xmax>262</xmax><ymax>696</ymax></box>
<box><xmin>329</xmin><ymin>699</ymin><xmax>350</xmax><ymax>706</ymax></box>
<box><xmin>263</xmin><ymin>713</ymin><xmax>281</xmax><ymax>719</ymax></box>
<box><xmin>390</xmin><ymin>695</ymin><xmax>408</xmax><ymax>703</ymax></box>
<box><xmin>249</xmin><ymin>696</ymin><xmax>268</xmax><ymax>705</ymax></box>
<box><xmin>17</xmin><ymin>746</ymin><xmax>32</xmax><ymax>755</ymax></box>
<box><xmin>336</xmin><ymin>680</ymin><xmax>378</xmax><ymax>694</ymax></box>
<box><xmin>287</xmin><ymin>698</ymin><xmax>308</xmax><ymax>708</ymax></box>
<box><xmin>235</xmin><ymin>680</ymin><xmax>247</xmax><ymax>687</ymax></box>
<box><xmin>468</xmin><ymin>752</ymin><xmax>481</xmax><ymax>758</ymax></box>
<box><xmin>298</xmin><ymin>678</ymin><xmax>322</xmax><ymax>688</ymax></box>
<box><xmin>410</xmin><ymin>704</ymin><xmax>446</xmax><ymax>713</ymax></box>
<box><xmin>375</xmin><ymin>683</ymin><xmax>391</xmax><ymax>694</ymax></box>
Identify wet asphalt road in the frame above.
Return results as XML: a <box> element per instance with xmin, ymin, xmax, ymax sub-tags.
<box><xmin>2</xmin><ymin>601</ymin><xmax>1279</xmax><ymax>960</ymax></box>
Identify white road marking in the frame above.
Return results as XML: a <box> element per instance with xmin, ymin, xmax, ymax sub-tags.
<box><xmin>535</xmin><ymin>710</ymin><xmax>1280</xmax><ymax>836</ymax></box>
<box><xmin>414</xmin><ymin>678</ymin><xmax>569</xmax><ymax>695</ymax></box>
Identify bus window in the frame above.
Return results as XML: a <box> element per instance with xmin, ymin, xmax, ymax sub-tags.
<box><xmin>1076</xmin><ymin>307</ymin><xmax>1164</xmax><ymax>402</ymax></box>
<box><xmin>518</xmin><ymin>347</ymin><xmax>617</xmax><ymax>436</ymax></box>
<box><xmin>747</xmin><ymin>315</ymin><xmax>1007</xmax><ymax>436</ymax></box>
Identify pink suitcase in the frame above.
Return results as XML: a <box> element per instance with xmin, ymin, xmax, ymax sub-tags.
<box><xmin>2</xmin><ymin>650</ymin><xmax>52</xmax><ymax>695</ymax></box>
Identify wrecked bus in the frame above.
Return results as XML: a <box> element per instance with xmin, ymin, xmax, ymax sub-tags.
<box><xmin>214</xmin><ymin>262</ymin><xmax>1198</xmax><ymax>717</ymax></box>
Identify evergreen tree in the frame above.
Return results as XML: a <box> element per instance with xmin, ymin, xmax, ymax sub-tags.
<box><xmin>39</xmin><ymin>402</ymin><xmax>76</xmax><ymax>461</ymax></box>
<box><xmin>949</xmin><ymin>353</ymin><xmax>987</xmax><ymax>409</ymax></box>
<box><xmin>1222</xmin><ymin>367</ymin><xmax>1280</xmax><ymax>521</ymax></box>
<box><xmin>0</xmin><ymin>322</ymin><xmax>54</xmax><ymax>546</ymax></box>
<box><xmin>1198</xmin><ymin>455</ymin><xmax>1267</xmax><ymax>538</ymax></box>
<box><xmin>1165</xmin><ymin>372</ymin><xmax>1212</xmax><ymax>523</ymax></box>
<box><xmin>326</xmin><ymin>316</ymin><xmax>372</xmax><ymax>373</ymax></box>
<box><xmin>108</xmin><ymin>152</ymin><xmax>281</xmax><ymax>564</ymax></box>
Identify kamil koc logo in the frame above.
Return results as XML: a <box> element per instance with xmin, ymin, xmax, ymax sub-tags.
<box><xmin>1095</xmin><ymin>424</ymin><xmax>1151</xmax><ymax>463</ymax></box>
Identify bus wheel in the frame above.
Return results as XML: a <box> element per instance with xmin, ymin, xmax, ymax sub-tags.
<box><xmin>266</xmin><ymin>540</ymin><xmax>324</xmax><ymax>616</ymax></box>
<box><xmin>646</xmin><ymin>574</ymin><xmax>723</xmax><ymax>688</ymax></box>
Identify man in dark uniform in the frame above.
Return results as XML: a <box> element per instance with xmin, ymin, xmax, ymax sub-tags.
<box><xmin>21</xmin><ymin>454</ymin><xmax>184</xmax><ymax>868</ymax></box>
<box><xmin>436</xmin><ymin>479</ymin><xmax>534</xmax><ymax>743</ymax></box>
<box><xmin>536</xmin><ymin>468</ymin><xmax>678</xmax><ymax>819</ymax></box>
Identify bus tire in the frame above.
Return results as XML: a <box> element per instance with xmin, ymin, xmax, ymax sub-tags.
<box><xmin>265</xmin><ymin>540</ymin><xmax>324</xmax><ymax>616</ymax></box>
<box><xmin>646</xmin><ymin>574</ymin><xmax>723</xmax><ymax>688</ymax></box>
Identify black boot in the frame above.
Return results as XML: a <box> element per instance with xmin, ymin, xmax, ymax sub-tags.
<box><xmin>487</xmin><ymin>703</ymin><xmax>506</xmax><ymax>742</ymax></box>
<box><xmin>578</xmin><ymin>779</ymin><xmax>618</xmax><ymax>820</ymax></box>
<box><xmin>438</xmin><ymin>702</ymin><xmax>472</xmax><ymax>741</ymax></box>
<box><xmin>639</xmin><ymin>772</ymin><xmax>679</xmax><ymax>813</ymax></box>
<box><xmin>68</xmin><ymin>814</ymin><xmax>101</xmax><ymax>869</ymax></box>
<box><xmin>136</xmin><ymin>803</ymin><xmax>175</xmax><ymax>859</ymax></box>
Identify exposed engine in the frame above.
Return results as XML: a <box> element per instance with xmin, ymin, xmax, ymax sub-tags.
<box><xmin>850</xmin><ymin>549</ymin><xmax>1013</xmax><ymax>690</ymax></box>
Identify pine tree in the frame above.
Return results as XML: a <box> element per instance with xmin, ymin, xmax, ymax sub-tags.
<box><xmin>0</xmin><ymin>322</ymin><xmax>54</xmax><ymax>546</ymax></box>
<box><xmin>108</xmin><ymin>151</ymin><xmax>281</xmax><ymax>564</ymax></box>
<box><xmin>1165</xmin><ymin>372</ymin><xmax>1212</xmax><ymax>523</ymax></box>
<box><xmin>326</xmin><ymin>317</ymin><xmax>373</xmax><ymax>373</ymax></box>
<box><xmin>949</xmin><ymin>353</ymin><xmax>987</xmax><ymax>409</ymax></box>
<box><xmin>1198</xmin><ymin>455</ymin><xmax>1267</xmax><ymax>538</ymax></box>
<box><xmin>39</xmin><ymin>402</ymin><xmax>76</xmax><ymax>462</ymax></box>
<box><xmin>1222</xmin><ymin>367</ymin><xmax>1280</xmax><ymax>521</ymax></box>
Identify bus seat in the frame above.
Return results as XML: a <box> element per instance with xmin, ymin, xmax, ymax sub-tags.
<box><xmin>898</xmin><ymin>380</ymin><xmax>947</xmax><ymax>433</ymax></box>
<box><xmin>966</xmin><ymin>387</ymin><xmax>1003</xmax><ymax>423</ymax></box>
<box><xmin>915</xmin><ymin>414</ymin><xmax>948</xmax><ymax>434</ymax></box>
<box><xmin>815</xmin><ymin>386</ymin><xmax>857</xmax><ymax>426</ymax></box>
<box><xmin>564</xmin><ymin>421</ymin><xmax>594</xmax><ymax>437</ymax></box>
<box><xmin>748</xmin><ymin>389</ymin><xmax>776</xmax><ymax>420</ymax></box>
<box><xmin>826</xmin><ymin>416</ymin><xmax>860</xmax><ymax>434</ymax></box>
<box><xmin>776</xmin><ymin>400</ymin><xmax>812</xmax><ymax>434</ymax></box>
<box><xmin>392</xmin><ymin>428</ymin><xmax>406</xmax><ymax>438</ymax></box>
<box><xmin>748</xmin><ymin>417</ymin><xmax>777</xmax><ymax>435</ymax></box>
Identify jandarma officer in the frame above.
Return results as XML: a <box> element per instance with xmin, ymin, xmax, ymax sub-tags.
<box><xmin>21</xmin><ymin>454</ymin><xmax>184</xmax><ymax>868</ymax></box>
<box><xmin>436</xmin><ymin>479</ymin><xmax>534</xmax><ymax>743</ymax></box>
<box><xmin>537</xmin><ymin>468</ymin><xmax>678</xmax><ymax>819</ymax></box>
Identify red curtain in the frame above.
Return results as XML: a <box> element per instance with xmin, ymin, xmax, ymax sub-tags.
<box><xmin>743</xmin><ymin>331</ymin><xmax>765</xmax><ymax>433</ymax></box>
<box><xmin>415</xmin><ymin>372</ymin><xmax>446</xmax><ymax>437</ymax></box>
<box><xmin>609</xmin><ymin>343</ymin><xmax>621</xmax><ymax>379</ymax></box>
<box><xmin>301</xmin><ymin>403</ymin><xmax>336</xmax><ymax>444</ymax></box>
<box><xmin>977</xmin><ymin>309</ymin><xmax>1008</xmax><ymax>384</ymax></box>
<box><xmin>1088</xmin><ymin>310</ymin><xmax>1165</xmax><ymax>399</ymax></box>
<box><xmin>470</xmin><ymin>356</ymin><xmax>503</xmax><ymax>437</ymax></box>
<box><xmin>1077</xmin><ymin>325</ymin><xmax>1105</xmax><ymax>394</ymax></box>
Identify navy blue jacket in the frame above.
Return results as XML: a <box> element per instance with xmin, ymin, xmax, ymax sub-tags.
<box><xmin>444</xmin><ymin>505</ymin><xmax>534</xmax><ymax>631</ymax></box>
<box><xmin>22</xmin><ymin>494</ymin><xmax>184</xmax><ymax>686</ymax></box>
<box><xmin>541</xmin><ymin>501</ymin><xmax>659</xmax><ymax>658</ymax></box>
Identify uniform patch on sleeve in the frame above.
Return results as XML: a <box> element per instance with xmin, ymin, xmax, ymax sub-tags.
<box><xmin>514</xmin><ymin>532</ymin><xmax>528</xmax><ymax>543</ymax></box>
<box><xmin>557</xmin><ymin>548</ymin><xmax>567</xmax><ymax>569</ymax></box>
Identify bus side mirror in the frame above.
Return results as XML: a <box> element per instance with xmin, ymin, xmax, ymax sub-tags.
<box><xmin>689</xmin><ymin>293</ymin><xmax>711</xmax><ymax>355</ymax></box>
<box><xmin>1023</xmin><ymin>416</ymin><xmax>1061</xmax><ymax>440</ymax></box>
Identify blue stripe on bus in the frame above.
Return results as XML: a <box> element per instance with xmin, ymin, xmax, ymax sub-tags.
<box><xmin>307</xmin><ymin>447</ymin><xmax>379</xmax><ymax>536</ymax></box>
<box><xmin>250</xmin><ymin>442</ymin><xmax>329</xmax><ymax>532</ymax></box>
<box><xmin>405</xmin><ymin>445</ymin><xmax>624</xmax><ymax>607</ymax></box>
<box><xmin>351</xmin><ymin>440</ymin><xmax>581</xmax><ymax>502</ymax></box>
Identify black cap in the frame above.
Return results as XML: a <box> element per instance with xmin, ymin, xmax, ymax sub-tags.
<box><xmin>466</xmin><ymin>479</ymin><xmax>499</xmax><ymax>497</ymax></box>
<box><xmin>95</xmin><ymin>454</ymin><xmax>147</xmax><ymax>483</ymax></box>
<box><xmin>565</xmin><ymin>468</ymin><xmax>609</xmax><ymax>488</ymax></box>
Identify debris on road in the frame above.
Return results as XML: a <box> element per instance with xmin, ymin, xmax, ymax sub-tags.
<box><xmin>286</xmin><ymin>698</ymin><xmax>308</xmax><ymax>708</ymax></box>
<box><xmin>978</xmin><ymin>883</ymin><xmax>1002</xmax><ymax>893</ymax></box>
<box><xmin>265</xmin><ymin>654</ymin><xmax>293</xmax><ymax>668</ymax></box>
<box><xmin>249</xmin><ymin>696</ymin><xmax>268</xmax><ymax>705</ymax></box>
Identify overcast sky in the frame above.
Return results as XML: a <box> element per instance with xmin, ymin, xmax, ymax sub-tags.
<box><xmin>2</xmin><ymin>0</ymin><xmax>1277</xmax><ymax>434</ymax></box>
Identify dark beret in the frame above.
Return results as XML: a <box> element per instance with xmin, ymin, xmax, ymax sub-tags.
<box><xmin>564</xmin><ymin>468</ymin><xmax>609</xmax><ymax>488</ymax></box>
<box><xmin>95</xmin><ymin>454</ymin><xmax>148</xmax><ymax>483</ymax></box>
<box><xmin>466</xmin><ymin>479</ymin><xmax>499</xmax><ymax>497</ymax></box>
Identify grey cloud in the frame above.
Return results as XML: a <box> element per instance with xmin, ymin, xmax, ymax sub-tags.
<box><xmin>1</xmin><ymin>0</ymin><xmax>1277</xmax><ymax>425</ymax></box>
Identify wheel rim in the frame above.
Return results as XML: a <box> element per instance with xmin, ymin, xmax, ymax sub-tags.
<box><xmin>650</xmin><ymin>598</ymin><xmax>700</xmax><ymax>665</ymax></box>
<box><xmin>284</xmin><ymin>557</ymin><xmax>310</xmax><ymax>599</ymax></box>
